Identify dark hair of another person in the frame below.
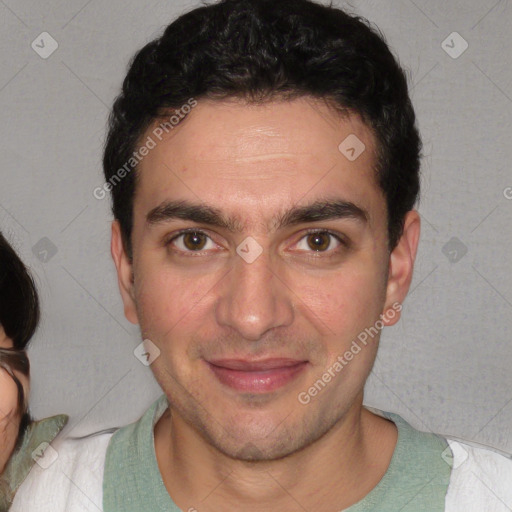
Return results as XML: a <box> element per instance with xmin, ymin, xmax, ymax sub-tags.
<box><xmin>0</xmin><ymin>232</ymin><xmax>39</xmax><ymax>445</ymax></box>
<box><xmin>103</xmin><ymin>0</ymin><xmax>421</xmax><ymax>258</ymax></box>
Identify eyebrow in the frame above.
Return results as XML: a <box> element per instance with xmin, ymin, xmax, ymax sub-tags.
<box><xmin>146</xmin><ymin>198</ymin><xmax>368</xmax><ymax>232</ymax></box>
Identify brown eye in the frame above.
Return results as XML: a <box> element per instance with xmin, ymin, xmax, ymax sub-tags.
<box><xmin>306</xmin><ymin>232</ymin><xmax>332</xmax><ymax>251</ymax></box>
<box><xmin>166</xmin><ymin>230</ymin><xmax>217</xmax><ymax>254</ymax></box>
<box><xmin>294</xmin><ymin>231</ymin><xmax>344</xmax><ymax>254</ymax></box>
<box><xmin>182</xmin><ymin>232</ymin><xmax>208</xmax><ymax>251</ymax></box>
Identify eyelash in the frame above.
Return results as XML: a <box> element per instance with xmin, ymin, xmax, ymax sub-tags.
<box><xmin>165</xmin><ymin>228</ymin><xmax>348</xmax><ymax>256</ymax></box>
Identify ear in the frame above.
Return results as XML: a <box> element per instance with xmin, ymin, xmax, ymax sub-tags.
<box><xmin>111</xmin><ymin>221</ymin><xmax>139</xmax><ymax>325</ymax></box>
<box><xmin>382</xmin><ymin>210</ymin><xmax>421</xmax><ymax>326</ymax></box>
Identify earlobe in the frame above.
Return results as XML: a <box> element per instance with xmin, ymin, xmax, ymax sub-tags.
<box><xmin>383</xmin><ymin>210</ymin><xmax>421</xmax><ymax>326</ymax></box>
<box><xmin>111</xmin><ymin>221</ymin><xmax>139</xmax><ymax>325</ymax></box>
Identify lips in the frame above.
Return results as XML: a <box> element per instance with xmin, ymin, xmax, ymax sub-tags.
<box><xmin>208</xmin><ymin>358</ymin><xmax>305</xmax><ymax>371</ymax></box>
<box><xmin>206</xmin><ymin>358</ymin><xmax>308</xmax><ymax>393</ymax></box>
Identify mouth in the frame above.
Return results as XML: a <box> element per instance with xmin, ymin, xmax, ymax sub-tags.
<box><xmin>205</xmin><ymin>358</ymin><xmax>309</xmax><ymax>393</ymax></box>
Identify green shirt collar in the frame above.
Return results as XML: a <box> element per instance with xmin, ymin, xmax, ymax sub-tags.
<box><xmin>344</xmin><ymin>410</ymin><xmax>452</xmax><ymax>511</ymax></box>
<box><xmin>104</xmin><ymin>395</ymin><xmax>174</xmax><ymax>512</ymax></box>
<box><xmin>104</xmin><ymin>396</ymin><xmax>452</xmax><ymax>512</ymax></box>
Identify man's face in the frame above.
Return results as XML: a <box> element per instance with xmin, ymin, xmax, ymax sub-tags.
<box><xmin>113</xmin><ymin>97</ymin><xmax>417</xmax><ymax>460</ymax></box>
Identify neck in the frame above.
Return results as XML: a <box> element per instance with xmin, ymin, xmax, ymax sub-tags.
<box><xmin>154</xmin><ymin>396</ymin><xmax>398</xmax><ymax>511</ymax></box>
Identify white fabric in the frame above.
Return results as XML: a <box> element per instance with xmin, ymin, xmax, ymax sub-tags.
<box><xmin>445</xmin><ymin>439</ymin><xmax>512</xmax><ymax>511</ymax></box>
<box><xmin>10</xmin><ymin>431</ymin><xmax>112</xmax><ymax>512</ymax></box>
<box><xmin>10</xmin><ymin>433</ymin><xmax>512</xmax><ymax>511</ymax></box>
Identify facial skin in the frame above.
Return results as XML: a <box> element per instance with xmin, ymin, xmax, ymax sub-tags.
<box><xmin>112</xmin><ymin>97</ymin><xmax>420</xmax><ymax>510</ymax></box>
<box><xmin>0</xmin><ymin>326</ymin><xmax>29</xmax><ymax>474</ymax></box>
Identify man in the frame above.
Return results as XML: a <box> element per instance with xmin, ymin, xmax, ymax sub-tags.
<box><xmin>11</xmin><ymin>0</ymin><xmax>512</xmax><ymax>510</ymax></box>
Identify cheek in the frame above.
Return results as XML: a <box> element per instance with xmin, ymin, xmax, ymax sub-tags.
<box><xmin>134</xmin><ymin>264</ymin><xmax>214</xmax><ymax>338</ymax></box>
<box><xmin>290</xmin><ymin>262</ymin><xmax>386</xmax><ymax>336</ymax></box>
<box><xmin>0</xmin><ymin>369</ymin><xmax>19</xmax><ymax>419</ymax></box>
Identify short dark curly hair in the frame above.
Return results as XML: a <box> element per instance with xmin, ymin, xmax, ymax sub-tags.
<box><xmin>103</xmin><ymin>0</ymin><xmax>421</xmax><ymax>257</ymax></box>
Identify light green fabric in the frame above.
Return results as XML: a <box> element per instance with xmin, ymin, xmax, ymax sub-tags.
<box><xmin>0</xmin><ymin>414</ymin><xmax>68</xmax><ymax>511</ymax></box>
<box><xmin>104</xmin><ymin>395</ymin><xmax>452</xmax><ymax>511</ymax></box>
<box><xmin>343</xmin><ymin>411</ymin><xmax>452</xmax><ymax>511</ymax></box>
<box><xmin>103</xmin><ymin>396</ymin><xmax>176</xmax><ymax>512</ymax></box>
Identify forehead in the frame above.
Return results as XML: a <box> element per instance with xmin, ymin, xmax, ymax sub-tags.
<box><xmin>134</xmin><ymin>97</ymin><xmax>384</xmax><ymax>227</ymax></box>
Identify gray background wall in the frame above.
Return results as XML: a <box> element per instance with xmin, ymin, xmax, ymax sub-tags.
<box><xmin>1</xmin><ymin>0</ymin><xmax>511</xmax><ymax>452</ymax></box>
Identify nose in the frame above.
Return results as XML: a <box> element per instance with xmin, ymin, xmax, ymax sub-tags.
<box><xmin>215</xmin><ymin>246</ymin><xmax>295</xmax><ymax>341</ymax></box>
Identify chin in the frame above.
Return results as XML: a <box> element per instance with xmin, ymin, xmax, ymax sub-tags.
<box><xmin>200</xmin><ymin>412</ymin><xmax>315</xmax><ymax>463</ymax></box>
<box><xmin>219</xmin><ymin>434</ymin><xmax>300</xmax><ymax>462</ymax></box>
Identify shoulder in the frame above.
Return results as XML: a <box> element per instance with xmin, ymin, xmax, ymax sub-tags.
<box><xmin>9</xmin><ymin>429</ymin><xmax>115</xmax><ymax>512</ymax></box>
<box><xmin>445</xmin><ymin>437</ymin><xmax>512</xmax><ymax>511</ymax></box>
